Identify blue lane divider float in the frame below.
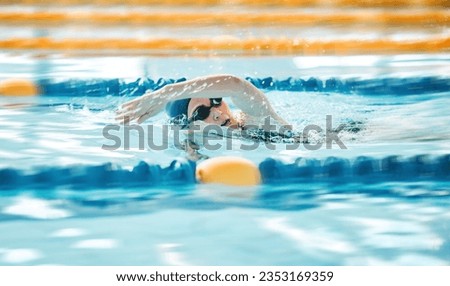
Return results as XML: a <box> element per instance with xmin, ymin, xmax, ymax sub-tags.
<box><xmin>0</xmin><ymin>159</ymin><xmax>196</xmax><ymax>190</ymax></box>
<box><xmin>0</xmin><ymin>155</ymin><xmax>448</xmax><ymax>190</ymax></box>
<box><xmin>259</xmin><ymin>154</ymin><xmax>450</xmax><ymax>184</ymax></box>
<box><xmin>36</xmin><ymin>76</ymin><xmax>450</xmax><ymax>97</ymax></box>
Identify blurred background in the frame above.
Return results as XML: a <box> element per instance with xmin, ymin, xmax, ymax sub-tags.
<box><xmin>0</xmin><ymin>0</ymin><xmax>448</xmax><ymax>56</ymax></box>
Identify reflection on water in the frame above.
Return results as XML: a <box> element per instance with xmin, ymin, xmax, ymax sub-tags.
<box><xmin>0</xmin><ymin>180</ymin><xmax>449</xmax><ymax>265</ymax></box>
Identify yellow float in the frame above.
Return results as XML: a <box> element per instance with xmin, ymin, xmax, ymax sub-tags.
<box><xmin>196</xmin><ymin>156</ymin><xmax>261</xmax><ymax>186</ymax></box>
<box><xmin>0</xmin><ymin>79</ymin><xmax>39</xmax><ymax>96</ymax></box>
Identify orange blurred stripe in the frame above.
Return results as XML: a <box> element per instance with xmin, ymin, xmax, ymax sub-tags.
<box><xmin>0</xmin><ymin>0</ymin><xmax>447</xmax><ymax>7</ymax></box>
<box><xmin>0</xmin><ymin>10</ymin><xmax>448</xmax><ymax>26</ymax></box>
<box><xmin>0</xmin><ymin>37</ymin><xmax>448</xmax><ymax>55</ymax></box>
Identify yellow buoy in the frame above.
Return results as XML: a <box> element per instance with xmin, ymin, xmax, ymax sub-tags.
<box><xmin>196</xmin><ymin>156</ymin><xmax>261</xmax><ymax>186</ymax></box>
<box><xmin>0</xmin><ymin>78</ymin><xmax>39</xmax><ymax>96</ymax></box>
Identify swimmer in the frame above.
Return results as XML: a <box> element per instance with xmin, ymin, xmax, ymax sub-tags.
<box><xmin>116</xmin><ymin>74</ymin><xmax>301</xmax><ymax>160</ymax></box>
<box><xmin>116</xmin><ymin>74</ymin><xmax>291</xmax><ymax>131</ymax></box>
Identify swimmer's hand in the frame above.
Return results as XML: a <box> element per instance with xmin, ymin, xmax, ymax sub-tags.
<box><xmin>115</xmin><ymin>91</ymin><xmax>168</xmax><ymax>124</ymax></box>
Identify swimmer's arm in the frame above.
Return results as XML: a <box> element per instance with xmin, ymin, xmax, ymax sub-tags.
<box><xmin>225</xmin><ymin>76</ymin><xmax>292</xmax><ymax>128</ymax></box>
<box><xmin>116</xmin><ymin>74</ymin><xmax>289</xmax><ymax>126</ymax></box>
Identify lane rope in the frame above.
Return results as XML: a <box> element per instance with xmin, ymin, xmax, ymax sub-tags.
<box><xmin>0</xmin><ymin>155</ymin><xmax>448</xmax><ymax>190</ymax></box>
<box><xmin>34</xmin><ymin>76</ymin><xmax>450</xmax><ymax>97</ymax></box>
<box><xmin>2</xmin><ymin>76</ymin><xmax>448</xmax><ymax>97</ymax></box>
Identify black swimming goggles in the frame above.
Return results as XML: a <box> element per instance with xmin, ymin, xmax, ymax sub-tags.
<box><xmin>188</xmin><ymin>98</ymin><xmax>222</xmax><ymax>123</ymax></box>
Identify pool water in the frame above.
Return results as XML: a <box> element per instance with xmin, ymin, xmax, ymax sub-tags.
<box><xmin>0</xmin><ymin>54</ymin><xmax>449</xmax><ymax>265</ymax></box>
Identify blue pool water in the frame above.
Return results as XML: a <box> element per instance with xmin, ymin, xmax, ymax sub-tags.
<box><xmin>0</xmin><ymin>54</ymin><xmax>449</xmax><ymax>265</ymax></box>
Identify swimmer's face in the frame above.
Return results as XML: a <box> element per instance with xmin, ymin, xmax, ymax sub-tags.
<box><xmin>187</xmin><ymin>98</ymin><xmax>237</xmax><ymax>127</ymax></box>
